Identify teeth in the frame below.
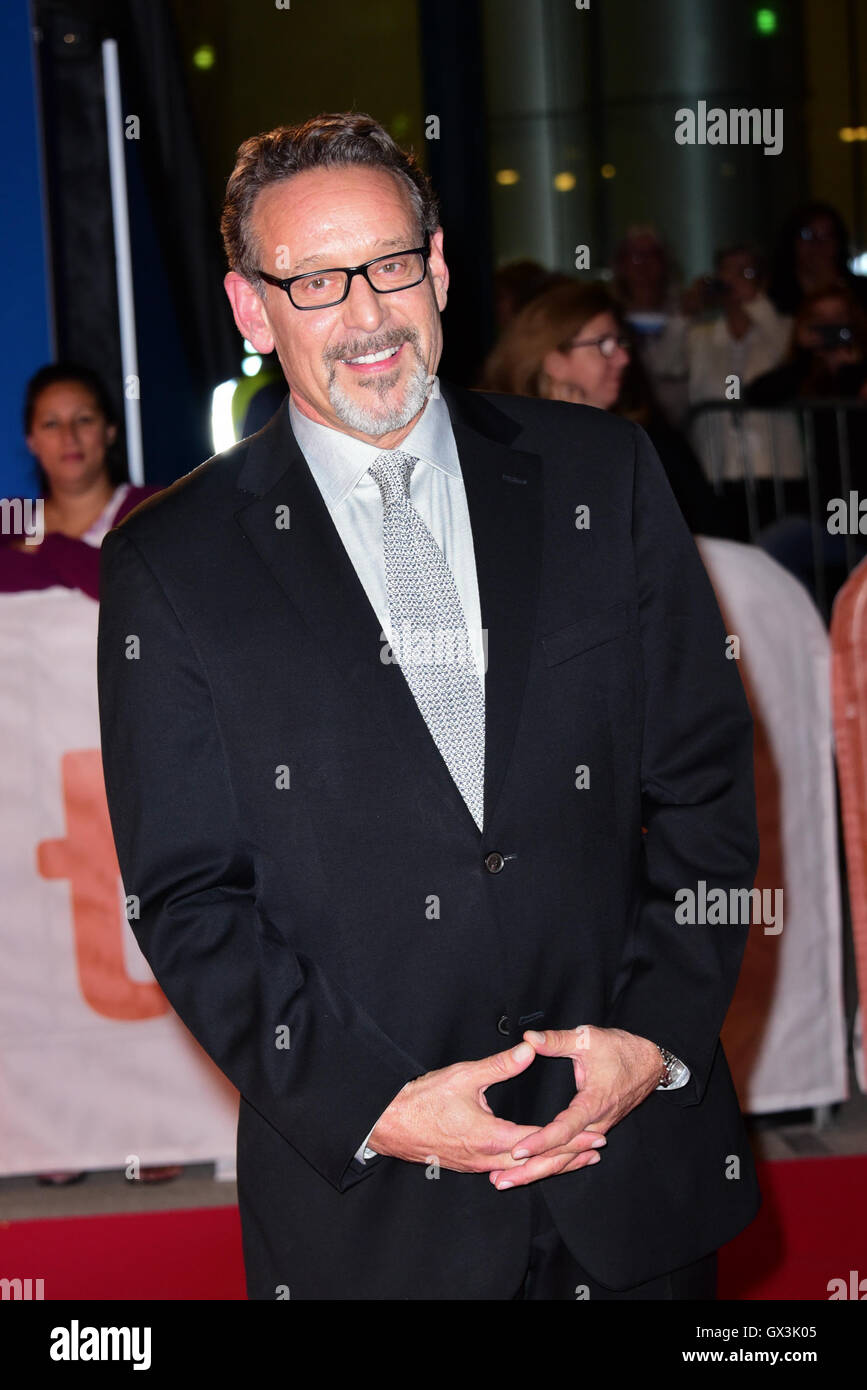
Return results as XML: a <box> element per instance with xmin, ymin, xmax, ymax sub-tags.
<box><xmin>343</xmin><ymin>345</ymin><xmax>400</xmax><ymax>364</ymax></box>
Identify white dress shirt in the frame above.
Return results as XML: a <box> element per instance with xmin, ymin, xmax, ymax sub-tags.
<box><xmin>288</xmin><ymin>387</ymin><xmax>486</xmax><ymax>683</ymax></box>
<box><xmin>287</xmin><ymin>384</ymin><xmax>688</xmax><ymax>1167</ymax></box>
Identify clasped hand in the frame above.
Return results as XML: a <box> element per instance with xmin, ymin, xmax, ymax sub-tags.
<box><xmin>368</xmin><ymin>1025</ymin><xmax>664</xmax><ymax>1190</ymax></box>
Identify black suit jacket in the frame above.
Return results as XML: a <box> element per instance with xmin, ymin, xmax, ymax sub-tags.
<box><xmin>97</xmin><ymin>381</ymin><xmax>761</xmax><ymax>1299</ymax></box>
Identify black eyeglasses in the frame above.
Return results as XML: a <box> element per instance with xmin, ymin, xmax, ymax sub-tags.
<box><xmin>255</xmin><ymin>237</ymin><xmax>431</xmax><ymax>310</ymax></box>
<box><xmin>567</xmin><ymin>333</ymin><xmax>631</xmax><ymax>359</ymax></box>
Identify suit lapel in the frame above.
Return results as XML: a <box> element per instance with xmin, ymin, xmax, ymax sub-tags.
<box><xmin>441</xmin><ymin>383</ymin><xmax>543</xmax><ymax>828</ymax></box>
<box><xmin>233</xmin><ymin>384</ymin><xmax>543</xmax><ymax>834</ymax></box>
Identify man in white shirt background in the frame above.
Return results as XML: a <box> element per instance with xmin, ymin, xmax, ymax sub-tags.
<box><xmin>687</xmin><ymin>244</ymin><xmax>800</xmax><ymax>488</ymax></box>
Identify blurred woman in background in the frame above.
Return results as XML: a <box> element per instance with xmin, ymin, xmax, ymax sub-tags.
<box><xmin>481</xmin><ymin>279</ymin><xmax>738</xmax><ymax>538</ymax></box>
<box><xmin>768</xmin><ymin>201</ymin><xmax>867</xmax><ymax>318</ymax></box>
<box><xmin>0</xmin><ymin>363</ymin><xmax>159</xmax><ymax>597</ymax></box>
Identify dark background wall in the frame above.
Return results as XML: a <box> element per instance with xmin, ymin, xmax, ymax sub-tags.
<box><xmin>2</xmin><ymin>1</ymin><xmax>54</xmax><ymax>497</ymax></box>
<box><xmin>483</xmin><ymin>0</ymin><xmax>808</xmax><ymax>281</ymax></box>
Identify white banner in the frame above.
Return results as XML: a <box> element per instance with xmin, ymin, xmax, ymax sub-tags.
<box><xmin>0</xmin><ymin>587</ymin><xmax>237</xmax><ymax>1175</ymax></box>
<box><xmin>698</xmin><ymin>538</ymin><xmax>849</xmax><ymax>1113</ymax></box>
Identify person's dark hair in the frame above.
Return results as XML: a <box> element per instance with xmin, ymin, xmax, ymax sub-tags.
<box><xmin>493</xmin><ymin>260</ymin><xmax>572</xmax><ymax>324</ymax></box>
<box><xmin>23</xmin><ymin>362</ymin><xmax>126</xmax><ymax>497</ymax></box>
<box><xmin>713</xmin><ymin>242</ymin><xmax>766</xmax><ymax>278</ymax></box>
<box><xmin>768</xmin><ymin>200</ymin><xmax>852</xmax><ymax>314</ymax></box>
<box><xmin>792</xmin><ymin>286</ymin><xmax>867</xmax><ymax>349</ymax></box>
<box><xmin>612</xmin><ymin>225</ymin><xmax>682</xmax><ymax>305</ymax></box>
<box><xmin>221</xmin><ymin>112</ymin><xmax>440</xmax><ymax>296</ymax></box>
<box><xmin>785</xmin><ymin>286</ymin><xmax>867</xmax><ymax>398</ymax></box>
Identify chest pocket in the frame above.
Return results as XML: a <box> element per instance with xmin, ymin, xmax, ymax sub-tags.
<box><xmin>542</xmin><ymin>601</ymin><xmax>629</xmax><ymax>666</ymax></box>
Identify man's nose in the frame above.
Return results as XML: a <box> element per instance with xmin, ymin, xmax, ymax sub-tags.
<box><xmin>341</xmin><ymin>272</ymin><xmax>387</xmax><ymax>331</ymax></box>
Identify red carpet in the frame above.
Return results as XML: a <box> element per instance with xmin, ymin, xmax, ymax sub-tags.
<box><xmin>0</xmin><ymin>1206</ymin><xmax>246</xmax><ymax>1300</ymax></box>
<box><xmin>719</xmin><ymin>1154</ymin><xmax>867</xmax><ymax>1300</ymax></box>
<box><xmin>1</xmin><ymin>1155</ymin><xmax>863</xmax><ymax>1299</ymax></box>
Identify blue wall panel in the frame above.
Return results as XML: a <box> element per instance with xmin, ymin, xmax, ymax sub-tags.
<box><xmin>0</xmin><ymin>1</ymin><xmax>54</xmax><ymax>499</ymax></box>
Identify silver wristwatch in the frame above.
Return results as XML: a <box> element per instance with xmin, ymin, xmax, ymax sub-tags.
<box><xmin>655</xmin><ymin>1044</ymin><xmax>689</xmax><ymax>1090</ymax></box>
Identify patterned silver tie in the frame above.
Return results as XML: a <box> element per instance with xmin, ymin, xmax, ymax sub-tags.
<box><xmin>370</xmin><ymin>450</ymin><xmax>485</xmax><ymax>830</ymax></box>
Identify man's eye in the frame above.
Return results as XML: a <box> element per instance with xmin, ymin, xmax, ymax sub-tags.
<box><xmin>303</xmin><ymin>275</ymin><xmax>335</xmax><ymax>293</ymax></box>
<box><xmin>374</xmin><ymin>259</ymin><xmax>406</xmax><ymax>277</ymax></box>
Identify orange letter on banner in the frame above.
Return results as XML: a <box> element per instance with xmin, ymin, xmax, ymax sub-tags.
<box><xmin>37</xmin><ymin>750</ymin><xmax>169</xmax><ymax>1020</ymax></box>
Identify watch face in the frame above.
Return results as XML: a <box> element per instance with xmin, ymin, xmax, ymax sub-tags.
<box><xmin>657</xmin><ymin>1048</ymin><xmax>686</xmax><ymax>1086</ymax></box>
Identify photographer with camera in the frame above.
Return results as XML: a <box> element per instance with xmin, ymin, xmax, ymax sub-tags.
<box><xmin>747</xmin><ymin>286</ymin><xmax>867</xmax><ymax>599</ymax></box>
<box><xmin>687</xmin><ymin>245</ymin><xmax>791</xmax><ymax>407</ymax></box>
<box><xmin>685</xmin><ymin>246</ymin><xmax>795</xmax><ymax>536</ymax></box>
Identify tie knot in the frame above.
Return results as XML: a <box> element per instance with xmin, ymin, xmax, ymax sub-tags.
<box><xmin>369</xmin><ymin>451</ymin><xmax>418</xmax><ymax>508</ymax></box>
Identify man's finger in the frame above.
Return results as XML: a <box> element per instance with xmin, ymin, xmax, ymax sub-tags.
<box><xmin>511</xmin><ymin>1099</ymin><xmax>599</xmax><ymax>1159</ymax></box>
<box><xmin>490</xmin><ymin>1146</ymin><xmax>603</xmax><ymax>1189</ymax></box>
<box><xmin>474</xmin><ymin>1039</ymin><xmax>537</xmax><ymax>1088</ymax></box>
<box><xmin>442</xmin><ymin>1121</ymin><xmax>549</xmax><ymax>1173</ymax></box>
<box><xmin>484</xmin><ymin>1140</ymin><xmax>544</xmax><ymax>1172</ymax></box>
<box><xmin>522</xmin><ymin>1027</ymin><xmax>584</xmax><ymax>1057</ymax></box>
<box><xmin>485</xmin><ymin>1118</ymin><xmax>549</xmax><ymax>1160</ymax></box>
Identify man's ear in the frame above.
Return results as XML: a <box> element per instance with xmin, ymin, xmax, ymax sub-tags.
<box><xmin>428</xmin><ymin>226</ymin><xmax>449</xmax><ymax>311</ymax></box>
<box><xmin>223</xmin><ymin>271</ymin><xmax>276</xmax><ymax>355</ymax></box>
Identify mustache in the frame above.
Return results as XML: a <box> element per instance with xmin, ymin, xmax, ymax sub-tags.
<box><xmin>326</xmin><ymin>328</ymin><xmax>420</xmax><ymax>363</ymax></box>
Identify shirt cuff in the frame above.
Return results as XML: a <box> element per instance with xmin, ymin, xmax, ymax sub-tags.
<box><xmin>354</xmin><ymin>1122</ymin><xmax>379</xmax><ymax>1164</ymax></box>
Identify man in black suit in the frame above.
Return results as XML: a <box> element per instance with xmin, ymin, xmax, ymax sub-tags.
<box><xmin>97</xmin><ymin>113</ymin><xmax>761</xmax><ymax>1300</ymax></box>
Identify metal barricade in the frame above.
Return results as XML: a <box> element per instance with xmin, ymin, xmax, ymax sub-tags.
<box><xmin>687</xmin><ymin>399</ymin><xmax>867</xmax><ymax>619</ymax></box>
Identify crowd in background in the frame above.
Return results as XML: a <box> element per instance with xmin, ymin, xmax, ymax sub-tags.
<box><xmin>483</xmin><ymin>199</ymin><xmax>867</xmax><ymax>606</ymax></box>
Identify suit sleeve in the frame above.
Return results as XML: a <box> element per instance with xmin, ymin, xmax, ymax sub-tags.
<box><xmin>603</xmin><ymin>423</ymin><xmax>760</xmax><ymax>1107</ymax></box>
<box><xmin>97</xmin><ymin>528</ymin><xmax>426</xmax><ymax>1189</ymax></box>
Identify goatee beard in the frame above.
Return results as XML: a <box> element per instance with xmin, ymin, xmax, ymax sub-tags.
<box><xmin>327</xmin><ymin>336</ymin><xmax>430</xmax><ymax>436</ymax></box>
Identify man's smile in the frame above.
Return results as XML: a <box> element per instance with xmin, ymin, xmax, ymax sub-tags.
<box><xmin>338</xmin><ymin>342</ymin><xmax>405</xmax><ymax>373</ymax></box>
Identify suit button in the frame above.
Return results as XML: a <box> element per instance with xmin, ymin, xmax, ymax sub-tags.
<box><xmin>497</xmin><ymin>1014</ymin><xmax>512</xmax><ymax>1035</ymax></box>
<box><xmin>485</xmin><ymin>851</ymin><xmax>505</xmax><ymax>873</ymax></box>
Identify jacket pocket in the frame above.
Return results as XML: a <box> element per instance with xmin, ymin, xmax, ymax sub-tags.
<box><xmin>542</xmin><ymin>601</ymin><xmax>629</xmax><ymax>666</ymax></box>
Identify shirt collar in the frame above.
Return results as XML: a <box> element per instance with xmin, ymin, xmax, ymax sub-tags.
<box><xmin>288</xmin><ymin>382</ymin><xmax>460</xmax><ymax>511</ymax></box>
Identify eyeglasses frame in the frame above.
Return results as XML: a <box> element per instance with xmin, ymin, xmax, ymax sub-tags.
<box><xmin>254</xmin><ymin>235</ymin><xmax>432</xmax><ymax>309</ymax></box>
<box><xmin>565</xmin><ymin>332</ymin><xmax>632</xmax><ymax>359</ymax></box>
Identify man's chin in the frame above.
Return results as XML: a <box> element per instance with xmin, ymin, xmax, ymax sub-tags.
<box><xmin>330</xmin><ymin>373</ymin><xmax>426</xmax><ymax>436</ymax></box>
